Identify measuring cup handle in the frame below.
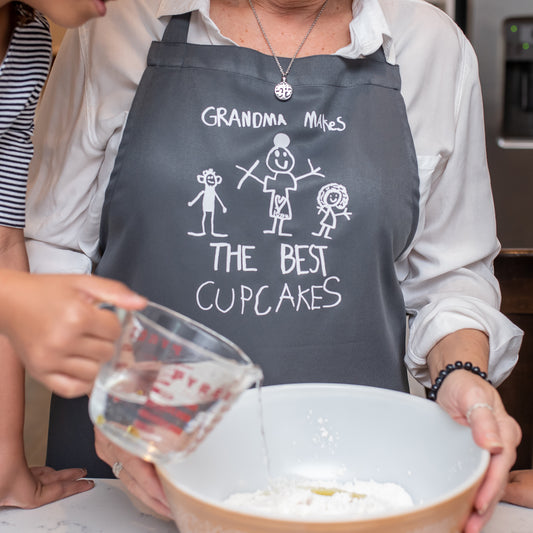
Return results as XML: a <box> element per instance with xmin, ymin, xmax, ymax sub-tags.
<box><xmin>98</xmin><ymin>302</ymin><xmax>130</xmax><ymax>323</ymax></box>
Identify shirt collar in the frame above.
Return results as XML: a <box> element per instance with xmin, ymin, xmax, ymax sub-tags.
<box><xmin>156</xmin><ymin>0</ymin><xmax>395</xmax><ymax>63</ymax></box>
<box><xmin>157</xmin><ymin>0</ymin><xmax>208</xmax><ymax>17</ymax></box>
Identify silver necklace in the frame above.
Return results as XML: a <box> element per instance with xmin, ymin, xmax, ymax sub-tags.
<box><xmin>248</xmin><ymin>0</ymin><xmax>329</xmax><ymax>101</ymax></box>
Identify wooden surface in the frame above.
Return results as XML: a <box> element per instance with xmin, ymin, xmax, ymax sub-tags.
<box><xmin>495</xmin><ymin>250</ymin><xmax>533</xmax><ymax>469</ymax></box>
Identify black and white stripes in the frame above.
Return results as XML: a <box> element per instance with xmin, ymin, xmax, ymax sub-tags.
<box><xmin>0</xmin><ymin>11</ymin><xmax>51</xmax><ymax>228</ymax></box>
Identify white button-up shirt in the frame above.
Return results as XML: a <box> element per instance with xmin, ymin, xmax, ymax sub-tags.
<box><xmin>25</xmin><ymin>0</ymin><xmax>523</xmax><ymax>387</ymax></box>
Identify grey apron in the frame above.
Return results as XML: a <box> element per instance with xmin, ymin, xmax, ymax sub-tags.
<box><xmin>47</xmin><ymin>13</ymin><xmax>419</xmax><ymax>477</ymax></box>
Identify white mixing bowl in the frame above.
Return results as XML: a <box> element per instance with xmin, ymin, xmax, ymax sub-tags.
<box><xmin>157</xmin><ymin>383</ymin><xmax>489</xmax><ymax>533</ymax></box>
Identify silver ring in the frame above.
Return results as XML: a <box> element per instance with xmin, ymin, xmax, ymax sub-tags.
<box><xmin>466</xmin><ymin>402</ymin><xmax>494</xmax><ymax>424</ymax></box>
<box><xmin>112</xmin><ymin>461</ymin><xmax>124</xmax><ymax>478</ymax></box>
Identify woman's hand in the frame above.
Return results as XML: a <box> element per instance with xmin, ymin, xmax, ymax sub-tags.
<box><xmin>94</xmin><ymin>428</ymin><xmax>173</xmax><ymax>519</ymax></box>
<box><xmin>0</xmin><ymin>454</ymin><xmax>94</xmax><ymax>509</ymax></box>
<box><xmin>437</xmin><ymin>370</ymin><xmax>521</xmax><ymax>533</ymax></box>
<box><xmin>501</xmin><ymin>470</ymin><xmax>533</xmax><ymax>508</ymax></box>
<box><xmin>426</xmin><ymin>329</ymin><xmax>521</xmax><ymax>533</ymax></box>
<box><xmin>0</xmin><ymin>271</ymin><xmax>146</xmax><ymax>398</ymax></box>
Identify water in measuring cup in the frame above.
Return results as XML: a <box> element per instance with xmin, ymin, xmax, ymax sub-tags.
<box><xmin>90</xmin><ymin>360</ymin><xmax>247</xmax><ymax>464</ymax></box>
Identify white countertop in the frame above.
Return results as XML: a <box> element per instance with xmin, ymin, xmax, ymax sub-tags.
<box><xmin>0</xmin><ymin>479</ymin><xmax>532</xmax><ymax>532</ymax></box>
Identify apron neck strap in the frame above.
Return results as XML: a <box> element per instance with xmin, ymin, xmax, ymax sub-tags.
<box><xmin>162</xmin><ymin>12</ymin><xmax>192</xmax><ymax>44</ymax></box>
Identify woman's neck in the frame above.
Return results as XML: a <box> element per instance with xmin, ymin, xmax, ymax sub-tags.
<box><xmin>251</xmin><ymin>0</ymin><xmax>331</xmax><ymax>17</ymax></box>
<box><xmin>210</xmin><ymin>0</ymin><xmax>353</xmax><ymax>56</ymax></box>
<box><xmin>212</xmin><ymin>0</ymin><xmax>351</xmax><ymax>20</ymax></box>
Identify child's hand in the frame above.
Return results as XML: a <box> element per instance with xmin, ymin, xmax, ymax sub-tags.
<box><xmin>501</xmin><ymin>470</ymin><xmax>533</xmax><ymax>508</ymax></box>
<box><xmin>0</xmin><ymin>453</ymin><xmax>94</xmax><ymax>509</ymax></box>
<box><xmin>0</xmin><ymin>272</ymin><xmax>146</xmax><ymax>398</ymax></box>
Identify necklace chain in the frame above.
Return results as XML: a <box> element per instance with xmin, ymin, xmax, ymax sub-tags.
<box><xmin>248</xmin><ymin>0</ymin><xmax>329</xmax><ymax>100</ymax></box>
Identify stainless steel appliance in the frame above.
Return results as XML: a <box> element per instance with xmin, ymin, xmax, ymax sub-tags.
<box><xmin>467</xmin><ymin>0</ymin><xmax>533</xmax><ymax>248</ymax></box>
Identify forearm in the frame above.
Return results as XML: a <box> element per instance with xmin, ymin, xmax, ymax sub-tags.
<box><xmin>0</xmin><ymin>335</ymin><xmax>26</xmax><ymax>458</ymax></box>
<box><xmin>0</xmin><ymin>330</ymin><xmax>94</xmax><ymax>509</ymax></box>
<box><xmin>0</xmin><ymin>227</ymin><xmax>29</xmax><ymax>271</ymax></box>
<box><xmin>0</xmin><ymin>226</ymin><xmax>29</xmax><ymax>336</ymax></box>
<box><xmin>0</xmin><ymin>231</ymin><xmax>30</xmax><ymax>458</ymax></box>
<box><xmin>426</xmin><ymin>328</ymin><xmax>490</xmax><ymax>382</ymax></box>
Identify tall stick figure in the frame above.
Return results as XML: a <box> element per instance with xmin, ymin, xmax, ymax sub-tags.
<box><xmin>236</xmin><ymin>133</ymin><xmax>324</xmax><ymax>237</ymax></box>
<box><xmin>312</xmin><ymin>183</ymin><xmax>351</xmax><ymax>239</ymax></box>
<box><xmin>188</xmin><ymin>168</ymin><xmax>228</xmax><ymax>237</ymax></box>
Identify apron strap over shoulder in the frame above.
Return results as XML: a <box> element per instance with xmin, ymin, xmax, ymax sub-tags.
<box><xmin>161</xmin><ymin>12</ymin><xmax>192</xmax><ymax>44</ymax></box>
<box><xmin>148</xmin><ymin>13</ymin><xmax>191</xmax><ymax>67</ymax></box>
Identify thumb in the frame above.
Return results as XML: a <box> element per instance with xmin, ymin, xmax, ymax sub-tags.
<box><xmin>468</xmin><ymin>405</ymin><xmax>504</xmax><ymax>453</ymax></box>
<box><xmin>75</xmin><ymin>275</ymin><xmax>147</xmax><ymax>310</ymax></box>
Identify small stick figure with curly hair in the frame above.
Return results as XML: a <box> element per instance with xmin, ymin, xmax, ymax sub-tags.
<box><xmin>188</xmin><ymin>168</ymin><xmax>228</xmax><ymax>237</ymax></box>
<box><xmin>312</xmin><ymin>183</ymin><xmax>351</xmax><ymax>240</ymax></box>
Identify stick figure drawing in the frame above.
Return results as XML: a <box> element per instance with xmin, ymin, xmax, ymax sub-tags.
<box><xmin>187</xmin><ymin>168</ymin><xmax>228</xmax><ymax>237</ymax></box>
<box><xmin>312</xmin><ymin>183</ymin><xmax>351</xmax><ymax>239</ymax></box>
<box><xmin>236</xmin><ymin>133</ymin><xmax>324</xmax><ymax>237</ymax></box>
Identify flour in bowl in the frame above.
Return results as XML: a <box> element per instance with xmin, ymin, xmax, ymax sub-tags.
<box><xmin>224</xmin><ymin>478</ymin><xmax>414</xmax><ymax>518</ymax></box>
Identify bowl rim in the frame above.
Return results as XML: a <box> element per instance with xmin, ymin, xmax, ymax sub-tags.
<box><xmin>158</xmin><ymin>383</ymin><xmax>491</xmax><ymax>523</ymax></box>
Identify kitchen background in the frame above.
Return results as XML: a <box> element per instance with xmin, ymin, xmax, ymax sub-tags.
<box><xmin>428</xmin><ymin>0</ymin><xmax>533</xmax><ymax>471</ymax></box>
<box><xmin>26</xmin><ymin>0</ymin><xmax>533</xmax><ymax>471</ymax></box>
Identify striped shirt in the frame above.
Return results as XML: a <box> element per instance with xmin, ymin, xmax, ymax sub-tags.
<box><xmin>0</xmin><ymin>11</ymin><xmax>51</xmax><ymax>228</ymax></box>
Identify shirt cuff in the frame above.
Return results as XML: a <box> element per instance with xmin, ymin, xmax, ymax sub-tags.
<box><xmin>405</xmin><ymin>296</ymin><xmax>523</xmax><ymax>389</ymax></box>
<box><xmin>26</xmin><ymin>239</ymin><xmax>93</xmax><ymax>274</ymax></box>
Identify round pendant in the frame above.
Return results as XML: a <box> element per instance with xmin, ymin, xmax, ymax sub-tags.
<box><xmin>275</xmin><ymin>80</ymin><xmax>293</xmax><ymax>101</ymax></box>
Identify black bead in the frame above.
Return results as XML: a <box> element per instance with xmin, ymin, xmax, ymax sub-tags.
<box><xmin>428</xmin><ymin>361</ymin><xmax>492</xmax><ymax>402</ymax></box>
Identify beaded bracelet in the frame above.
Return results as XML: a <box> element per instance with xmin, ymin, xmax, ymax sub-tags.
<box><xmin>427</xmin><ymin>361</ymin><xmax>492</xmax><ymax>401</ymax></box>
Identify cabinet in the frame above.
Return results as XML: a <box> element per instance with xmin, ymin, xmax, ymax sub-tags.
<box><xmin>495</xmin><ymin>250</ymin><xmax>533</xmax><ymax>469</ymax></box>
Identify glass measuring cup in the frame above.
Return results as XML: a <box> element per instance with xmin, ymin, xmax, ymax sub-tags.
<box><xmin>89</xmin><ymin>301</ymin><xmax>263</xmax><ymax>464</ymax></box>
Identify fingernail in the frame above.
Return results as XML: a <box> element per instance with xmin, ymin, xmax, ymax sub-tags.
<box><xmin>86</xmin><ymin>479</ymin><xmax>95</xmax><ymax>488</ymax></box>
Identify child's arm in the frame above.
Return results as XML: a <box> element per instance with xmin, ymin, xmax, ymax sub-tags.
<box><xmin>0</xmin><ymin>227</ymin><xmax>97</xmax><ymax>508</ymax></box>
<box><xmin>501</xmin><ymin>470</ymin><xmax>533</xmax><ymax>508</ymax></box>
<box><xmin>0</xmin><ymin>338</ymin><xmax>95</xmax><ymax>508</ymax></box>
<box><xmin>0</xmin><ymin>227</ymin><xmax>28</xmax><ymax>269</ymax></box>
